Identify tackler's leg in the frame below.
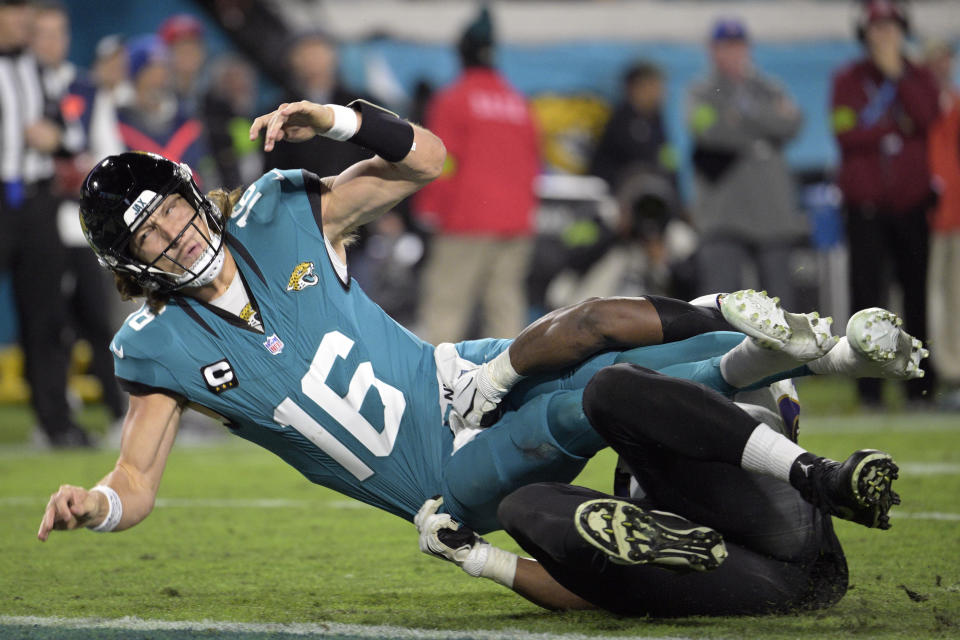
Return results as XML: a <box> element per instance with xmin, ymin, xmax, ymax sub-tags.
<box><xmin>498</xmin><ymin>482</ymin><xmax>845</xmax><ymax>617</ymax></box>
<box><xmin>582</xmin><ymin>364</ymin><xmax>901</xmax><ymax>530</ymax></box>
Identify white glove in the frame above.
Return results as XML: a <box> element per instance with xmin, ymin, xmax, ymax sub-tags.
<box><xmin>450</xmin><ymin>361</ymin><xmax>504</xmax><ymax>428</ymax></box>
<box><xmin>435</xmin><ymin>343</ymin><xmax>505</xmax><ymax>429</ymax></box>
<box><xmin>414</xmin><ymin>496</ymin><xmax>490</xmax><ymax>576</ymax></box>
<box><xmin>414</xmin><ymin>497</ymin><xmax>520</xmax><ymax>587</ymax></box>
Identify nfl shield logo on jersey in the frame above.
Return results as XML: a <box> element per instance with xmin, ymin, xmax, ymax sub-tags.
<box><xmin>263</xmin><ymin>334</ymin><xmax>285</xmax><ymax>355</ymax></box>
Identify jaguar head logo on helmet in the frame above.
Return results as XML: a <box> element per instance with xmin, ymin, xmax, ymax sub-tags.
<box><xmin>79</xmin><ymin>151</ymin><xmax>229</xmax><ymax>306</ymax></box>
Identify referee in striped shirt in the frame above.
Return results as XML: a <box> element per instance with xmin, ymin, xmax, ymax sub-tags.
<box><xmin>0</xmin><ymin>0</ymin><xmax>90</xmax><ymax>447</ymax></box>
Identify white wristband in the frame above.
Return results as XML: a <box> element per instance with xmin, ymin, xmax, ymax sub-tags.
<box><xmin>87</xmin><ymin>485</ymin><xmax>123</xmax><ymax>532</ymax></box>
<box><xmin>478</xmin><ymin>546</ymin><xmax>519</xmax><ymax>588</ymax></box>
<box><xmin>477</xmin><ymin>350</ymin><xmax>523</xmax><ymax>402</ymax></box>
<box><xmin>322</xmin><ymin>104</ymin><xmax>360</xmax><ymax>142</ymax></box>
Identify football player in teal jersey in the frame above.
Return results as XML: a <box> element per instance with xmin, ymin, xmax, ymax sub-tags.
<box><xmin>37</xmin><ymin>97</ymin><xmax>922</xmax><ymax>611</ymax></box>
<box><xmin>35</xmin><ymin>98</ymin><xmax>749</xmax><ymax>543</ymax></box>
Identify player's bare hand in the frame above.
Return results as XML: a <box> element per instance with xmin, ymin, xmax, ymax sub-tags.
<box><xmin>249</xmin><ymin>101</ymin><xmax>335</xmax><ymax>152</ymax></box>
<box><xmin>37</xmin><ymin>484</ymin><xmax>100</xmax><ymax>541</ymax></box>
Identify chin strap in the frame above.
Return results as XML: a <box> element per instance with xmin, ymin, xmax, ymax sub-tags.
<box><xmin>175</xmin><ymin>232</ymin><xmax>226</xmax><ymax>288</ymax></box>
<box><xmin>180</xmin><ymin>202</ymin><xmax>226</xmax><ymax>288</ymax></box>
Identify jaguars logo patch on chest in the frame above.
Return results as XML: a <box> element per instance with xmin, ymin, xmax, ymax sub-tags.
<box><xmin>287</xmin><ymin>261</ymin><xmax>319</xmax><ymax>291</ymax></box>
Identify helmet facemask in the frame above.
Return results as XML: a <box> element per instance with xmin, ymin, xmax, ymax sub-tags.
<box><xmin>107</xmin><ymin>162</ymin><xmax>226</xmax><ymax>293</ymax></box>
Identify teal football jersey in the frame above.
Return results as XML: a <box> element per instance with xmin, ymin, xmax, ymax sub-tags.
<box><xmin>112</xmin><ymin>169</ymin><xmax>452</xmax><ymax>521</ymax></box>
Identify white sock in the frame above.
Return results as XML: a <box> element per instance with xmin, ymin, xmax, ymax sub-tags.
<box><xmin>740</xmin><ymin>423</ymin><xmax>808</xmax><ymax>482</ymax></box>
<box><xmin>688</xmin><ymin>293</ymin><xmax>723</xmax><ymax>311</ymax></box>
<box><xmin>720</xmin><ymin>337</ymin><xmax>800</xmax><ymax>388</ymax></box>
<box><xmin>807</xmin><ymin>337</ymin><xmax>858</xmax><ymax>376</ymax></box>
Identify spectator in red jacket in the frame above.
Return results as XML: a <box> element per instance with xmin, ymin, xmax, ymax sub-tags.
<box><xmin>413</xmin><ymin>6</ymin><xmax>540</xmax><ymax>344</ymax></box>
<box><xmin>830</xmin><ymin>0</ymin><xmax>940</xmax><ymax>408</ymax></box>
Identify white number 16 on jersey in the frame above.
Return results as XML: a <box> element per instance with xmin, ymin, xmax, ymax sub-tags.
<box><xmin>273</xmin><ymin>331</ymin><xmax>406</xmax><ymax>480</ymax></box>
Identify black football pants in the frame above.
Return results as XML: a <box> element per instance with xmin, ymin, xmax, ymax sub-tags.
<box><xmin>65</xmin><ymin>246</ymin><xmax>125</xmax><ymax>419</ymax></box>
<box><xmin>846</xmin><ymin>205</ymin><xmax>934</xmax><ymax>403</ymax></box>
<box><xmin>498</xmin><ymin>364</ymin><xmax>848</xmax><ymax>616</ymax></box>
<box><xmin>0</xmin><ymin>188</ymin><xmax>80</xmax><ymax>439</ymax></box>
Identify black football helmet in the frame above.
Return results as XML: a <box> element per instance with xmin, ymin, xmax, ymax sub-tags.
<box><xmin>79</xmin><ymin>151</ymin><xmax>226</xmax><ymax>292</ymax></box>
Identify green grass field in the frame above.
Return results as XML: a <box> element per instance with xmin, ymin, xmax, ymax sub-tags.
<box><xmin>2</xmin><ymin>378</ymin><xmax>959</xmax><ymax>639</ymax></box>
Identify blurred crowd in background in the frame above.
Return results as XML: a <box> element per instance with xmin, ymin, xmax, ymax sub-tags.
<box><xmin>1</xmin><ymin>0</ymin><xmax>959</xmax><ymax>448</ymax></box>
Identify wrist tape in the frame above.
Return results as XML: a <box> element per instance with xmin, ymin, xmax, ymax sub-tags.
<box><xmin>87</xmin><ymin>485</ymin><xmax>123</xmax><ymax>532</ymax></box>
<box><xmin>322</xmin><ymin>104</ymin><xmax>360</xmax><ymax>141</ymax></box>
<box><xmin>346</xmin><ymin>99</ymin><xmax>415</xmax><ymax>162</ymax></box>
<box><xmin>477</xmin><ymin>350</ymin><xmax>523</xmax><ymax>402</ymax></box>
<box><xmin>479</xmin><ymin>546</ymin><xmax>519</xmax><ymax>588</ymax></box>
<box><xmin>461</xmin><ymin>543</ymin><xmax>519</xmax><ymax>588</ymax></box>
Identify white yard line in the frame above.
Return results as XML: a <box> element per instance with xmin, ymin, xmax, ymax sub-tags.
<box><xmin>0</xmin><ymin>615</ymin><xmax>686</xmax><ymax>640</ymax></box>
<box><xmin>897</xmin><ymin>512</ymin><xmax>960</xmax><ymax>521</ymax></box>
<box><xmin>3</xmin><ymin>495</ymin><xmax>958</xmax><ymax>522</ymax></box>
<box><xmin>800</xmin><ymin>417</ymin><xmax>960</xmax><ymax>434</ymax></box>
<box><xmin>0</xmin><ymin>496</ymin><xmax>370</xmax><ymax>509</ymax></box>
<box><xmin>1</xmin><ymin>416</ymin><xmax>957</xmax><ymax>460</ymax></box>
<box><xmin>898</xmin><ymin>462</ymin><xmax>960</xmax><ymax>475</ymax></box>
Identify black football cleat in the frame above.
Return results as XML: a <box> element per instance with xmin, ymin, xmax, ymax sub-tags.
<box><xmin>793</xmin><ymin>449</ymin><xmax>901</xmax><ymax>529</ymax></box>
<box><xmin>574</xmin><ymin>499</ymin><xmax>727</xmax><ymax>572</ymax></box>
